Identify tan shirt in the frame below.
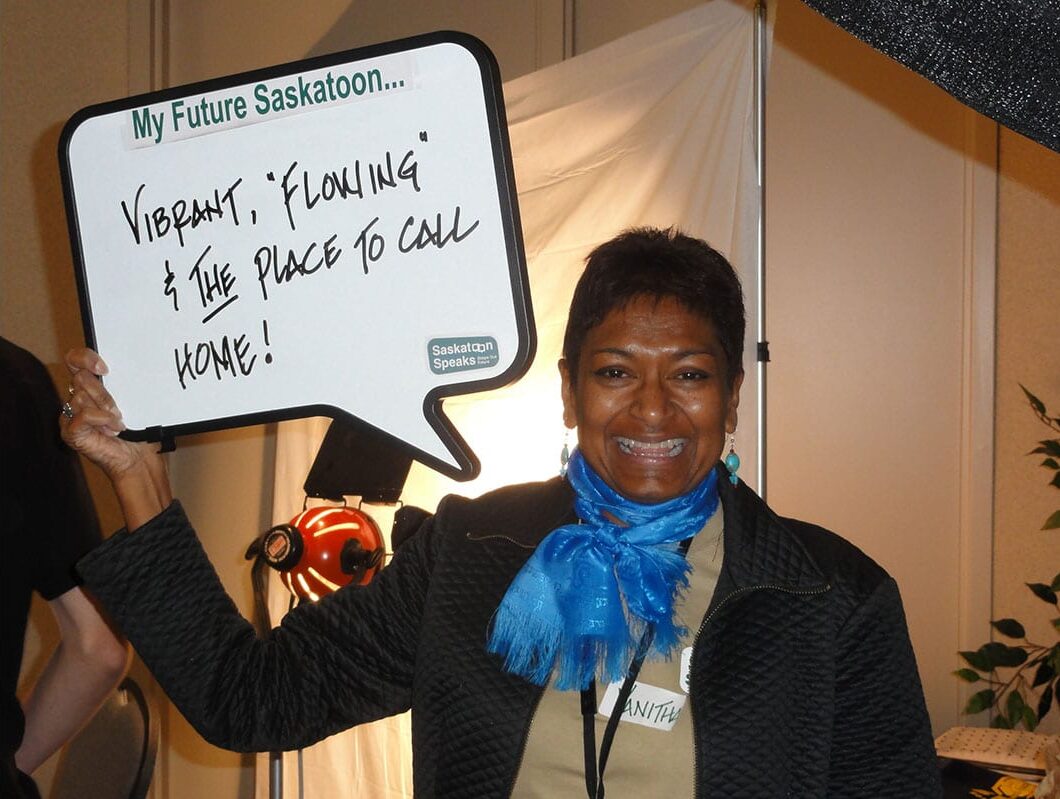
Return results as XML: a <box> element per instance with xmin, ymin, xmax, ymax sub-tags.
<box><xmin>510</xmin><ymin>507</ymin><xmax>725</xmax><ymax>798</ymax></box>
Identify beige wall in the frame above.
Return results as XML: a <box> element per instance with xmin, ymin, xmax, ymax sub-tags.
<box><xmin>165</xmin><ymin>0</ymin><xmax>566</xmax><ymax>85</ymax></box>
<box><xmin>763</xmin><ymin>0</ymin><xmax>999</xmax><ymax>735</ymax></box>
<box><xmin>994</xmin><ymin>131</ymin><xmax>1060</xmax><ymax>732</ymax></box>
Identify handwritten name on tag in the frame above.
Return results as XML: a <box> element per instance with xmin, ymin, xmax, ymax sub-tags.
<box><xmin>598</xmin><ymin>680</ymin><xmax>687</xmax><ymax>732</ymax></box>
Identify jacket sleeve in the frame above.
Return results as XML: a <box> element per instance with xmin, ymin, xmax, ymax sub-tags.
<box><xmin>78</xmin><ymin>500</ymin><xmax>437</xmax><ymax>753</ymax></box>
<box><xmin>826</xmin><ymin>576</ymin><xmax>943</xmax><ymax>797</ymax></box>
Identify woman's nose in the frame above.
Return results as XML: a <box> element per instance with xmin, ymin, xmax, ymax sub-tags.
<box><xmin>630</xmin><ymin>378</ymin><xmax>669</xmax><ymax>422</ymax></box>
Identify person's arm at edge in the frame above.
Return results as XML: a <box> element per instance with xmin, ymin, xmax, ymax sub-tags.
<box><xmin>14</xmin><ymin>587</ymin><xmax>130</xmax><ymax>774</ymax></box>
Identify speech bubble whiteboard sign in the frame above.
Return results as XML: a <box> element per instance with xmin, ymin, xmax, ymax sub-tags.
<box><xmin>60</xmin><ymin>32</ymin><xmax>534</xmax><ymax>481</ymax></box>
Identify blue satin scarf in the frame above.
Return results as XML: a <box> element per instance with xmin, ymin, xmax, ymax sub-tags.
<box><xmin>486</xmin><ymin>449</ymin><xmax>720</xmax><ymax>691</ymax></box>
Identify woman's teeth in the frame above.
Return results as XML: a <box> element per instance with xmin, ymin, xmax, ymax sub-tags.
<box><xmin>615</xmin><ymin>437</ymin><xmax>686</xmax><ymax>457</ymax></box>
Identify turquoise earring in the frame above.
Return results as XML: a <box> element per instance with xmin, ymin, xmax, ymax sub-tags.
<box><xmin>559</xmin><ymin>429</ymin><xmax>571</xmax><ymax>477</ymax></box>
<box><xmin>724</xmin><ymin>434</ymin><xmax>740</xmax><ymax>486</ymax></box>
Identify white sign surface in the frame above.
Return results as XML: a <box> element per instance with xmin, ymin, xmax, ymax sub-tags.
<box><xmin>61</xmin><ymin>33</ymin><xmax>533</xmax><ymax>480</ymax></box>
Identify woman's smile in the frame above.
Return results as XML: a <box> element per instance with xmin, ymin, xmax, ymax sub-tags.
<box><xmin>613</xmin><ymin>436</ymin><xmax>687</xmax><ymax>458</ymax></box>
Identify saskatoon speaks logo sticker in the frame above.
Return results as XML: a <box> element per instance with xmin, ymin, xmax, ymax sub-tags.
<box><xmin>427</xmin><ymin>336</ymin><xmax>499</xmax><ymax>375</ymax></box>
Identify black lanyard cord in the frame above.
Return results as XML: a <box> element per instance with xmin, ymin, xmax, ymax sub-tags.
<box><xmin>581</xmin><ymin>627</ymin><xmax>655</xmax><ymax>799</ymax></box>
<box><xmin>580</xmin><ymin>536</ymin><xmax>693</xmax><ymax>799</ymax></box>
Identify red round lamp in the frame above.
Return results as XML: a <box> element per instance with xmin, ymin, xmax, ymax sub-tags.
<box><xmin>261</xmin><ymin>505</ymin><xmax>385</xmax><ymax>602</ymax></box>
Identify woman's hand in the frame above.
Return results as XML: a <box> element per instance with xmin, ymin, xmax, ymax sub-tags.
<box><xmin>61</xmin><ymin>348</ymin><xmax>171</xmax><ymax>528</ymax></box>
<box><xmin>61</xmin><ymin>348</ymin><xmax>140</xmax><ymax>478</ymax></box>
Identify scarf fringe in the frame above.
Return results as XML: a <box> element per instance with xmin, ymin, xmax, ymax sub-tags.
<box><xmin>487</xmin><ymin>582</ymin><xmax>693</xmax><ymax>691</ymax></box>
<box><xmin>487</xmin><ymin>604</ymin><xmax>641</xmax><ymax>691</ymax></box>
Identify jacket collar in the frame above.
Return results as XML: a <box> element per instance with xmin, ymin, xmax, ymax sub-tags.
<box><xmin>714</xmin><ymin>463</ymin><xmax>829</xmax><ymax>594</ymax></box>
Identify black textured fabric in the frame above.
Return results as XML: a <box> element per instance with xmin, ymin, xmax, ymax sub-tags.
<box><xmin>800</xmin><ymin>0</ymin><xmax>1060</xmax><ymax>153</ymax></box>
<box><xmin>79</xmin><ymin>466</ymin><xmax>941</xmax><ymax>797</ymax></box>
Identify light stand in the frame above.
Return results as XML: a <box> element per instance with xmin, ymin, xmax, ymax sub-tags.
<box><xmin>259</xmin><ymin>417</ymin><xmax>413</xmax><ymax>799</ymax></box>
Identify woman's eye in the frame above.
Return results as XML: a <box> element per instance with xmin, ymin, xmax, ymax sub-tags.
<box><xmin>675</xmin><ymin>369</ymin><xmax>710</xmax><ymax>381</ymax></box>
<box><xmin>594</xmin><ymin>366</ymin><xmax>628</xmax><ymax>379</ymax></box>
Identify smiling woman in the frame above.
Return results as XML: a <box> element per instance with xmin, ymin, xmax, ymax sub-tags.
<box><xmin>64</xmin><ymin>226</ymin><xmax>942</xmax><ymax>798</ymax></box>
<box><xmin>560</xmin><ymin>295</ymin><xmax>740</xmax><ymax>503</ymax></box>
<box><xmin>557</xmin><ymin>229</ymin><xmax>745</xmax><ymax>504</ymax></box>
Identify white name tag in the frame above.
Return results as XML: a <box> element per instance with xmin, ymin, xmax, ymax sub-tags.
<box><xmin>598</xmin><ymin>680</ymin><xmax>687</xmax><ymax>732</ymax></box>
<box><xmin>680</xmin><ymin>646</ymin><xmax>692</xmax><ymax>694</ymax></box>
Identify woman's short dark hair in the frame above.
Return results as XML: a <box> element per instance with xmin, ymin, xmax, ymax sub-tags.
<box><xmin>562</xmin><ymin>227</ymin><xmax>745</xmax><ymax>386</ymax></box>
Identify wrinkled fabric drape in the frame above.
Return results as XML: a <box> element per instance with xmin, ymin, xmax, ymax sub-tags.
<box><xmin>257</xmin><ymin>2</ymin><xmax>765</xmax><ymax>795</ymax></box>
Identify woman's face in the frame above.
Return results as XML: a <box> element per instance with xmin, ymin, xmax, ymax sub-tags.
<box><xmin>560</xmin><ymin>295</ymin><xmax>742</xmax><ymax>504</ymax></box>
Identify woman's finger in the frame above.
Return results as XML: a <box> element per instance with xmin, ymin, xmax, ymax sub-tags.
<box><xmin>69</xmin><ymin>369</ymin><xmax>123</xmax><ymax>423</ymax></box>
<box><xmin>67</xmin><ymin>388</ymin><xmax>124</xmax><ymax>435</ymax></box>
<box><xmin>64</xmin><ymin>347</ymin><xmax>108</xmax><ymax>377</ymax></box>
<box><xmin>64</xmin><ymin>405</ymin><xmax>122</xmax><ymax>438</ymax></box>
<box><xmin>65</xmin><ymin>348</ymin><xmax>124</xmax><ymax>428</ymax></box>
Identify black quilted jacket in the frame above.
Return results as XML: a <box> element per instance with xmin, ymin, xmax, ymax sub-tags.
<box><xmin>79</xmin><ymin>465</ymin><xmax>942</xmax><ymax>797</ymax></box>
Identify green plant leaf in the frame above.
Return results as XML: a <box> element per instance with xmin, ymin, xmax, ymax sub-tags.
<box><xmin>1038</xmin><ymin>684</ymin><xmax>1054</xmax><ymax>722</ymax></box>
<box><xmin>980</xmin><ymin>642</ymin><xmax>1029</xmax><ymax>668</ymax></box>
<box><xmin>1052</xmin><ymin>617</ymin><xmax>1060</xmax><ymax>631</ymax></box>
<box><xmin>1044</xmin><ymin>510</ymin><xmax>1060</xmax><ymax>530</ymax></box>
<box><xmin>1028</xmin><ymin>582</ymin><xmax>1059</xmax><ymax>603</ymax></box>
<box><xmin>1051</xmin><ymin>472</ymin><xmax>1060</xmax><ymax>489</ymax></box>
<box><xmin>960</xmin><ymin>650</ymin><xmax>992</xmax><ymax>672</ymax></box>
<box><xmin>954</xmin><ymin>668</ymin><xmax>981</xmax><ymax>683</ymax></box>
<box><xmin>1032</xmin><ymin>441</ymin><xmax>1060</xmax><ymax>458</ymax></box>
<box><xmin>1053</xmin><ymin>573</ymin><xmax>1060</xmax><ymax>591</ymax></box>
<box><xmin>992</xmin><ymin>618</ymin><xmax>1026</xmax><ymax>639</ymax></box>
<box><xmin>990</xmin><ymin>714</ymin><xmax>1012</xmax><ymax>729</ymax></box>
<box><xmin>964</xmin><ymin>688</ymin><xmax>995</xmax><ymax>714</ymax></box>
<box><xmin>1007</xmin><ymin>690</ymin><xmax>1026</xmax><ymax>720</ymax></box>
<box><xmin>1033</xmin><ymin>660</ymin><xmax>1056</xmax><ymax>687</ymax></box>
<box><xmin>1022</xmin><ymin>385</ymin><xmax>1047</xmax><ymax>416</ymax></box>
<box><xmin>1021</xmin><ymin>706</ymin><xmax>1038</xmax><ymax>731</ymax></box>
<box><xmin>1044</xmin><ymin>458</ymin><xmax>1060</xmax><ymax>470</ymax></box>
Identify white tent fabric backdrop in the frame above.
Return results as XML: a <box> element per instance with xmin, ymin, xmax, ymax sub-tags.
<box><xmin>256</xmin><ymin>2</ymin><xmax>765</xmax><ymax>795</ymax></box>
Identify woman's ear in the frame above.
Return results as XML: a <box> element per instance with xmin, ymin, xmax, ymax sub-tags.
<box><xmin>558</xmin><ymin>359</ymin><xmax>577</xmax><ymax>429</ymax></box>
<box><xmin>725</xmin><ymin>370</ymin><xmax>744</xmax><ymax>434</ymax></box>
